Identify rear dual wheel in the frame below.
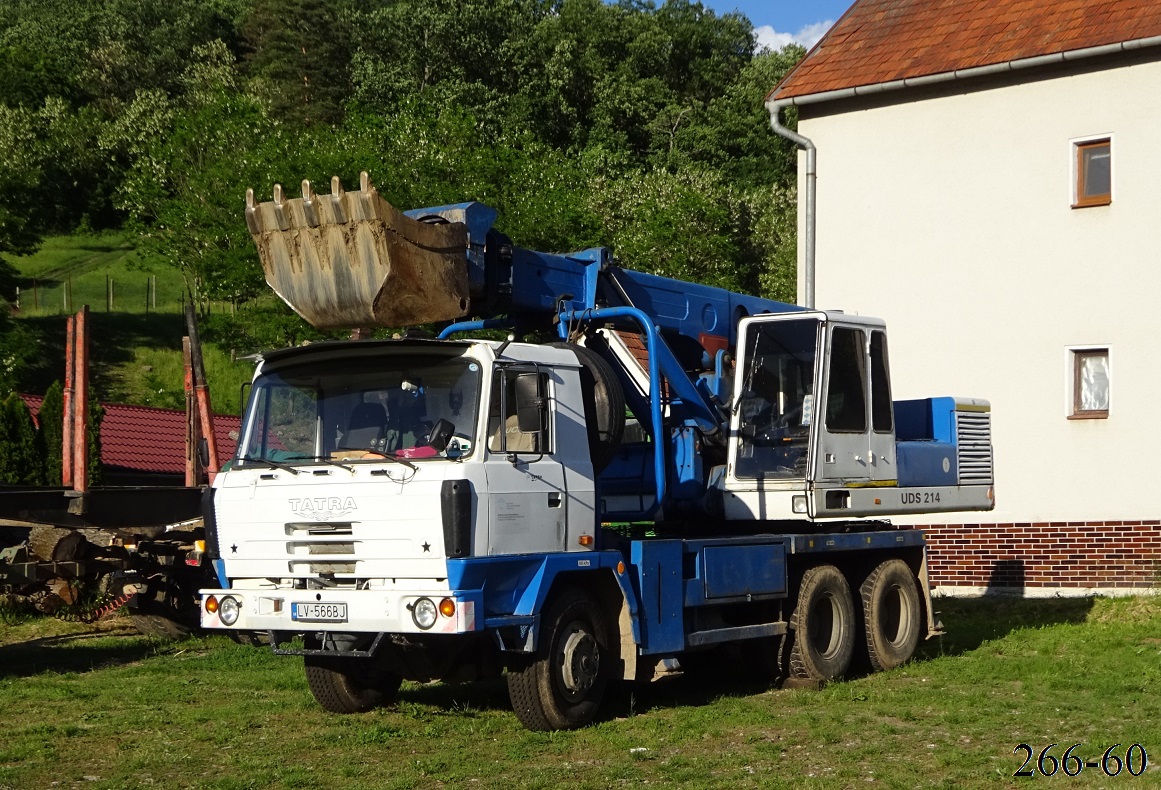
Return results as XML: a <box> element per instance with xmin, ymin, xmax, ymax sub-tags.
<box><xmin>787</xmin><ymin>560</ymin><xmax>923</xmax><ymax>682</ymax></box>
<box><xmin>860</xmin><ymin>559</ymin><xmax>922</xmax><ymax>671</ymax></box>
<box><xmin>788</xmin><ymin>564</ymin><xmax>856</xmax><ymax>682</ymax></box>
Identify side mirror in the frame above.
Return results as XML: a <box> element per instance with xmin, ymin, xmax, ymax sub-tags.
<box><xmin>197</xmin><ymin>437</ymin><xmax>210</xmax><ymax>468</ymax></box>
<box><xmin>239</xmin><ymin>382</ymin><xmax>252</xmax><ymax>421</ymax></box>
<box><xmin>514</xmin><ymin>372</ymin><xmax>547</xmax><ymax>433</ymax></box>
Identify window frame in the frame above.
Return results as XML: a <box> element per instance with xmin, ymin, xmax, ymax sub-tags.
<box><xmin>824</xmin><ymin>326</ymin><xmax>868</xmax><ymax>434</ymax></box>
<box><xmin>1068</xmin><ymin>346</ymin><xmax>1110</xmax><ymax>420</ymax></box>
<box><xmin>1072</xmin><ymin>136</ymin><xmax>1112</xmax><ymax>209</ymax></box>
<box><xmin>869</xmin><ymin>330</ymin><xmax>893</xmax><ymax>434</ymax></box>
<box><xmin>488</xmin><ymin>364</ymin><xmax>552</xmax><ymax>455</ymax></box>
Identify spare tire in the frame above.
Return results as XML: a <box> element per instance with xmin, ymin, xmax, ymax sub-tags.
<box><xmin>550</xmin><ymin>342</ymin><xmax>625</xmax><ymax>474</ymax></box>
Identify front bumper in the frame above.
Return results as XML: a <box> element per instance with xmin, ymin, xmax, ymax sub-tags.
<box><xmin>199</xmin><ymin>587</ymin><xmax>480</xmax><ymax>635</ymax></box>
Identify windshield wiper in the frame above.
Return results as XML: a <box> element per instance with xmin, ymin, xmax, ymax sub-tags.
<box><xmin>289</xmin><ymin>450</ymin><xmax>418</xmax><ymax>472</ymax></box>
<box><xmin>284</xmin><ymin>455</ymin><xmax>356</xmax><ymax>474</ymax></box>
<box><xmin>237</xmin><ymin>456</ymin><xmax>300</xmax><ymax>475</ymax></box>
<box><xmin>377</xmin><ymin>451</ymin><xmax>417</xmax><ymax>471</ymax></box>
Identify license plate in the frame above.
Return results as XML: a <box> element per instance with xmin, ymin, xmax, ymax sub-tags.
<box><xmin>291</xmin><ymin>602</ymin><xmax>348</xmax><ymax>622</ymax></box>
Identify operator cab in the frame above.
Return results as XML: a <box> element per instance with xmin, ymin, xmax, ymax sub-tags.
<box><xmin>728</xmin><ymin>311</ymin><xmax>896</xmax><ymax>500</ymax></box>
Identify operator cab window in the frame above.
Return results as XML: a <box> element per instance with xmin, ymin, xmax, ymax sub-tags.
<box><xmin>735</xmin><ymin>318</ymin><xmax>818</xmax><ymax>479</ymax></box>
<box><xmin>244</xmin><ymin>384</ymin><xmax>319</xmax><ymax>460</ymax></box>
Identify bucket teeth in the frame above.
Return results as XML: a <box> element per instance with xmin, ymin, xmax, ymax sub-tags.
<box><xmin>271</xmin><ymin>184</ymin><xmax>289</xmax><ymax>231</ymax></box>
<box><xmin>328</xmin><ymin>176</ymin><xmax>347</xmax><ymax>224</ymax></box>
<box><xmin>301</xmin><ymin>180</ymin><xmax>318</xmax><ymax>228</ymax></box>
<box><xmin>244</xmin><ymin>172</ymin><xmax>471</xmax><ymax>330</ymax></box>
<box><xmin>244</xmin><ymin>188</ymin><xmax>261</xmax><ymax>235</ymax></box>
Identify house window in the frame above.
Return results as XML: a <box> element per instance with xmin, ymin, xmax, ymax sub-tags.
<box><xmin>1070</xmin><ymin>348</ymin><xmax>1109</xmax><ymax>419</ymax></box>
<box><xmin>1073</xmin><ymin>138</ymin><xmax>1111</xmax><ymax>208</ymax></box>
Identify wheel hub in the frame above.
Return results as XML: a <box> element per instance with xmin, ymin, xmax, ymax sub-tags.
<box><xmin>560</xmin><ymin>627</ymin><xmax>600</xmax><ymax>694</ymax></box>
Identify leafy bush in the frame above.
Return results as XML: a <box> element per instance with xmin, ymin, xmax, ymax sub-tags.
<box><xmin>0</xmin><ymin>392</ymin><xmax>43</xmax><ymax>484</ymax></box>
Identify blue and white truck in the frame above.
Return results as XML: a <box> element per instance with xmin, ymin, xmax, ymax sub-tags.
<box><xmin>199</xmin><ymin>173</ymin><xmax>994</xmax><ymax>730</ymax></box>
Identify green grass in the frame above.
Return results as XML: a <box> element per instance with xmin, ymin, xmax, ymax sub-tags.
<box><xmin>114</xmin><ymin>344</ymin><xmax>255</xmax><ymax>416</ymax></box>
<box><xmin>6</xmin><ymin>232</ymin><xmax>187</xmax><ymax>316</ymax></box>
<box><xmin>14</xmin><ymin>311</ymin><xmax>256</xmax><ymax>416</ymax></box>
<box><xmin>1</xmin><ymin>596</ymin><xmax>1159</xmax><ymax>789</ymax></box>
<box><xmin>4</xmin><ymin>233</ymin><xmax>259</xmax><ymax>413</ymax></box>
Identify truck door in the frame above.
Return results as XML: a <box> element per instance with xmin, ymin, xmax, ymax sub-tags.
<box><xmin>867</xmin><ymin>329</ymin><xmax>896</xmax><ymax>483</ymax></box>
<box><xmin>817</xmin><ymin>321</ymin><xmax>896</xmax><ymax>484</ymax></box>
<box><xmin>817</xmin><ymin>325</ymin><xmax>870</xmax><ymax>481</ymax></box>
<box><xmin>483</xmin><ymin>366</ymin><xmax>569</xmax><ymax>555</ymax></box>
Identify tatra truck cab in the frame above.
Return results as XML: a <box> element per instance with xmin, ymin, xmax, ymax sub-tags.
<box><xmin>200</xmin><ymin>175</ymin><xmax>993</xmax><ymax>729</ymax></box>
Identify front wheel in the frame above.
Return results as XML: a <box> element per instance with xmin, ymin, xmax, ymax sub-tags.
<box><xmin>507</xmin><ymin>588</ymin><xmax>610</xmax><ymax>731</ymax></box>
<box><xmin>304</xmin><ymin>655</ymin><xmax>401</xmax><ymax>713</ymax></box>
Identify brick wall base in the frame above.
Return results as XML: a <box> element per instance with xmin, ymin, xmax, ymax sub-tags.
<box><xmin>918</xmin><ymin>521</ymin><xmax>1161</xmax><ymax>592</ymax></box>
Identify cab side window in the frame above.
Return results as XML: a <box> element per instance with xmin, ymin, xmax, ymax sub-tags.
<box><xmin>870</xmin><ymin>330</ymin><xmax>893</xmax><ymax>433</ymax></box>
<box><xmin>487</xmin><ymin>368</ymin><xmax>549</xmax><ymax>453</ymax></box>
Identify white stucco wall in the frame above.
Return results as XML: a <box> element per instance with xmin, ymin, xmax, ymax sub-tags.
<box><xmin>795</xmin><ymin>57</ymin><xmax>1161</xmax><ymax>523</ymax></box>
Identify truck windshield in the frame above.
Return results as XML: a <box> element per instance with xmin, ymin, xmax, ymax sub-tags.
<box><xmin>735</xmin><ymin>318</ymin><xmax>818</xmax><ymax>479</ymax></box>
<box><xmin>239</xmin><ymin>354</ymin><xmax>483</xmax><ymax>465</ymax></box>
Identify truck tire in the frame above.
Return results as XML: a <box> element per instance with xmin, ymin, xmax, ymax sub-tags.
<box><xmin>304</xmin><ymin>656</ymin><xmax>401</xmax><ymax>714</ymax></box>
<box><xmin>788</xmin><ymin>564</ymin><xmax>856</xmax><ymax>682</ymax></box>
<box><xmin>130</xmin><ymin>614</ymin><xmax>195</xmax><ymax>640</ymax></box>
<box><xmin>550</xmin><ymin>342</ymin><xmax>625</xmax><ymax>474</ymax></box>
<box><xmin>507</xmin><ymin>588</ymin><xmax>610</xmax><ymax>730</ymax></box>
<box><xmin>860</xmin><ymin>559</ymin><xmax>922</xmax><ymax>671</ymax></box>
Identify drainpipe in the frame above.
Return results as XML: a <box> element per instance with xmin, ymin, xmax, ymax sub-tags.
<box><xmin>766</xmin><ymin>98</ymin><xmax>817</xmax><ymax>309</ymax></box>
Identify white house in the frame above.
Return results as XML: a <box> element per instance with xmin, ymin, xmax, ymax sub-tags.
<box><xmin>766</xmin><ymin>0</ymin><xmax>1161</xmax><ymax>594</ymax></box>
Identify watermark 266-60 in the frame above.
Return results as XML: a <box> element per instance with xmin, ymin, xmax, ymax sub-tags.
<box><xmin>1013</xmin><ymin>743</ymin><xmax>1148</xmax><ymax>778</ymax></box>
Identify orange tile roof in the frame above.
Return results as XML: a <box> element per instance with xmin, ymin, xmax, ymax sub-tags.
<box><xmin>770</xmin><ymin>0</ymin><xmax>1161</xmax><ymax>101</ymax></box>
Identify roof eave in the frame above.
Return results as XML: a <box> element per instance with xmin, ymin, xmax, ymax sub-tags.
<box><xmin>767</xmin><ymin>33</ymin><xmax>1161</xmax><ymax>110</ymax></box>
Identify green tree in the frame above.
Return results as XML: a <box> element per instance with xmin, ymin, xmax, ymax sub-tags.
<box><xmin>667</xmin><ymin>45</ymin><xmax>804</xmax><ymax>186</ymax></box>
<box><xmin>239</xmin><ymin>0</ymin><xmax>356</xmax><ymax>126</ymax></box>
<box><xmin>37</xmin><ymin>381</ymin><xmax>64</xmax><ymax>486</ymax></box>
<box><xmin>0</xmin><ymin>393</ymin><xmax>43</xmax><ymax>485</ymax></box>
<box><xmin>80</xmin><ymin>0</ymin><xmax>242</xmax><ymax>109</ymax></box>
<box><xmin>0</xmin><ymin>104</ymin><xmax>45</xmax><ymax>255</ymax></box>
<box><xmin>87</xmin><ymin>394</ymin><xmax>104</xmax><ymax>487</ymax></box>
<box><xmin>0</xmin><ymin>0</ymin><xmax>102</xmax><ymax>107</ymax></box>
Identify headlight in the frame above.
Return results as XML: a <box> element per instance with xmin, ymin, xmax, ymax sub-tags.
<box><xmin>219</xmin><ymin>596</ymin><xmax>241</xmax><ymax>626</ymax></box>
<box><xmin>411</xmin><ymin>597</ymin><xmax>437</xmax><ymax>630</ymax></box>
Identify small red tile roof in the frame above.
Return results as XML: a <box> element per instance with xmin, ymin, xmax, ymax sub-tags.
<box><xmin>770</xmin><ymin>0</ymin><xmax>1161</xmax><ymax>102</ymax></box>
<box><xmin>22</xmin><ymin>395</ymin><xmax>240</xmax><ymax>476</ymax></box>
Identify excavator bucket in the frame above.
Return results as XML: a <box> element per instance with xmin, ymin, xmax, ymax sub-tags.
<box><xmin>245</xmin><ymin>172</ymin><xmax>471</xmax><ymax>330</ymax></box>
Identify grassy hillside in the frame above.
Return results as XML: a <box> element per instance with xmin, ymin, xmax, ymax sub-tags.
<box><xmin>5</xmin><ymin>233</ymin><xmax>257</xmax><ymax>415</ymax></box>
<box><xmin>7</xmin><ymin>233</ymin><xmax>186</xmax><ymax>316</ymax></box>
